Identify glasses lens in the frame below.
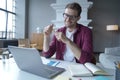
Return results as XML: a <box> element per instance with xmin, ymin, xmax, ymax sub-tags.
<box><xmin>63</xmin><ymin>13</ymin><xmax>77</xmax><ymax>20</ymax></box>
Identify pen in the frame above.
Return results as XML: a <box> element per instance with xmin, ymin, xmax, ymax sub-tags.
<box><xmin>114</xmin><ymin>62</ymin><xmax>117</xmax><ymax>65</ymax></box>
<box><xmin>114</xmin><ymin>61</ymin><xmax>120</xmax><ymax>69</ymax></box>
<box><xmin>117</xmin><ymin>63</ymin><xmax>120</xmax><ymax>69</ymax></box>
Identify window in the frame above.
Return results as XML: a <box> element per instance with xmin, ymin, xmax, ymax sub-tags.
<box><xmin>0</xmin><ymin>0</ymin><xmax>16</xmax><ymax>39</ymax></box>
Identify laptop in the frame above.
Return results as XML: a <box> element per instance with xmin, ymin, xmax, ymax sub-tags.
<box><xmin>8</xmin><ymin>46</ymin><xmax>65</xmax><ymax>79</ymax></box>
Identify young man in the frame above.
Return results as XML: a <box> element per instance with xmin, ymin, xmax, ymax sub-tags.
<box><xmin>42</xmin><ymin>2</ymin><xmax>95</xmax><ymax>64</ymax></box>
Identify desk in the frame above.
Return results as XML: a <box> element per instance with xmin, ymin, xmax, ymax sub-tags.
<box><xmin>0</xmin><ymin>58</ymin><xmax>115</xmax><ymax>80</ymax></box>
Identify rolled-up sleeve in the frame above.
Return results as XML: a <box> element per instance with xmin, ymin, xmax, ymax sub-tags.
<box><xmin>42</xmin><ymin>36</ymin><xmax>56</xmax><ymax>58</ymax></box>
<box><xmin>76</xmin><ymin>27</ymin><xmax>93</xmax><ymax>64</ymax></box>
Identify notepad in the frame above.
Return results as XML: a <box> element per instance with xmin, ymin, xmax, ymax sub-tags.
<box><xmin>68</xmin><ymin>62</ymin><xmax>109</xmax><ymax>77</ymax></box>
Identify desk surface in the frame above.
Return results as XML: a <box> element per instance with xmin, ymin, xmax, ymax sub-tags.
<box><xmin>0</xmin><ymin>58</ymin><xmax>115</xmax><ymax>80</ymax></box>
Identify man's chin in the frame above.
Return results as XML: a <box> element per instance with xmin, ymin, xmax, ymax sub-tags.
<box><xmin>65</xmin><ymin>25</ymin><xmax>72</xmax><ymax>28</ymax></box>
<box><xmin>65</xmin><ymin>24</ymin><xmax>70</xmax><ymax>27</ymax></box>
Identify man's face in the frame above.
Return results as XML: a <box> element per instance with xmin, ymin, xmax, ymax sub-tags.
<box><xmin>63</xmin><ymin>8</ymin><xmax>80</xmax><ymax>28</ymax></box>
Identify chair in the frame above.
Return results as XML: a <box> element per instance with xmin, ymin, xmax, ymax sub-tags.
<box><xmin>30</xmin><ymin>33</ymin><xmax>44</xmax><ymax>50</ymax></box>
<box><xmin>99</xmin><ymin>47</ymin><xmax>120</xmax><ymax>69</ymax></box>
<box><xmin>0</xmin><ymin>48</ymin><xmax>10</xmax><ymax>59</ymax></box>
<box><xmin>0</xmin><ymin>48</ymin><xmax>3</xmax><ymax>59</ymax></box>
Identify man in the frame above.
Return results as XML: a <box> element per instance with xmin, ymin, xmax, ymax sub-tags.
<box><xmin>42</xmin><ymin>2</ymin><xmax>95</xmax><ymax>64</ymax></box>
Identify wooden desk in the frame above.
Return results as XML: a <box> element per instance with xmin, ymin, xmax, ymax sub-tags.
<box><xmin>0</xmin><ymin>57</ymin><xmax>115</xmax><ymax>80</ymax></box>
<box><xmin>30</xmin><ymin>33</ymin><xmax>44</xmax><ymax>50</ymax></box>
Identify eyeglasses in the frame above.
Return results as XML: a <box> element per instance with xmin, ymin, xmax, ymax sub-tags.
<box><xmin>63</xmin><ymin>13</ymin><xmax>78</xmax><ymax>21</ymax></box>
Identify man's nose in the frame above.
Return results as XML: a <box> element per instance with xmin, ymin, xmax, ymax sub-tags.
<box><xmin>66</xmin><ymin>17</ymin><xmax>71</xmax><ymax>21</ymax></box>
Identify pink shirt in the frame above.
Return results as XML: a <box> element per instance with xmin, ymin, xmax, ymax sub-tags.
<box><xmin>42</xmin><ymin>24</ymin><xmax>93</xmax><ymax>64</ymax></box>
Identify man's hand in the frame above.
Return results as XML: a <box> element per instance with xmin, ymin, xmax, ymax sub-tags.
<box><xmin>43</xmin><ymin>24</ymin><xmax>54</xmax><ymax>37</ymax></box>
<box><xmin>55</xmin><ymin>32</ymin><xmax>69</xmax><ymax>43</ymax></box>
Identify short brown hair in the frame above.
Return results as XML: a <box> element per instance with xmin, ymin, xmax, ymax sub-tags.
<box><xmin>65</xmin><ymin>2</ymin><xmax>82</xmax><ymax>17</ymax></box>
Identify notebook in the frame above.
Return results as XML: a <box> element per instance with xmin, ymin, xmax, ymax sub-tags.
<box><xmin>68</xmin><ymin>62</ymin><xmax>108</xmax><ymax>77</ymax></box>
<box><xmin>8</xmin><ymin>46</ymin><xmax>65</xmax><ymax>79</ymax></box>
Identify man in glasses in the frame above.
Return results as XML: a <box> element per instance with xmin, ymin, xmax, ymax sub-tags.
<box><xmin>42</xmin><ymin>2</ymin><xmax>95</xmax><ymax>64</ymax></box>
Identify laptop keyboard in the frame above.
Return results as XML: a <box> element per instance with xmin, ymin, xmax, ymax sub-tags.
<box><xmin>44</xmin><ymin>66</ymin><xmax>58</xmax><ymax>74</ymax></box>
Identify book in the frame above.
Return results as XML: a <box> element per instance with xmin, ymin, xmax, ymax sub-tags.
<box><xmin>68</xmin><ymin>62</ymin><xmax>109</xmax><ymax>77</ymax></box>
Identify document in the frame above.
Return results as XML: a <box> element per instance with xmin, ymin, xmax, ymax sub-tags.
<box><xmin>68</xmin><ymin>62</ymin><xmax>108</xmax><ymax>77</ymax></box>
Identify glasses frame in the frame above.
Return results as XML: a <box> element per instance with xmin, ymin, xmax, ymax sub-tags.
<box><xmin>63</xmin><ymin>13</ymin><xmax>79</xmax><ymax>21</ymax></box>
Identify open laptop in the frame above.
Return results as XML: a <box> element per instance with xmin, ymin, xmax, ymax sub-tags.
<box><xmin>8</xmin><ymin>46</ymin><xmax>65</xmax><ymax>79</ymax></box>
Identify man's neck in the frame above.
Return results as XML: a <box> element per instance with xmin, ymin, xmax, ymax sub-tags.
<box><xmin>67</xmin><ymin>26</ymin><xmax>77</xmax><ymax>32</ymax></box>
<box><xmin>67</xmin><ymin>27</ymin><xmax>77</xmax><ymax>33</ymax></box>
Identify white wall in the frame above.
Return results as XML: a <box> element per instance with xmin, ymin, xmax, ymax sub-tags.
<box><xmin>15</xmin><ymin>0</ymin><xmax>56</xmax><ymax>38</ymax></box>
<box><xmin>15</xmin><ymin>0</ymin><xmax>26</xmax><ymax>38</ymax></box>
<box><xmin>28</xmin><ymin>0</ymin><xmax>56</xmax><ymax>38</ymax></box>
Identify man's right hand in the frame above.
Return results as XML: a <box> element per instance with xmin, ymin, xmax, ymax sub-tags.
<box><xmin>43</xmin><ymin>24</ymin><xmax>54</xmax><ymax>37</ymax></box>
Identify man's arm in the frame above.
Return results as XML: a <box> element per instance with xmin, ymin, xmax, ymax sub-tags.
<box><xmin>54</xmin><ymin>32</ymin><xmax>81</xmax><ymax>60</ymax></box>
<box><xmin>43</xmin><ymin>36</ymin><xmax>50</xmax><ymax>52</ymax></box>
<box><xmin>54</xmin><ymin>30</ymin><xmax>93</xmax><ymax>63</ymax></box>
<box><xmin>65</xmin><ymin>39</ymin><xmax>81</xmax><ymax>60</ymax></box>
<box><xmin>43</xmin><ymin>24</ymin><xmax>53</xmax><ymax>52</ymax></box>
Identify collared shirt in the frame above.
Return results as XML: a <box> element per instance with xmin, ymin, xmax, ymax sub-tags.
<box><xmin>42</xmin><ymin>23</ymin><xmax>93</xmax><ymax>64</ymax></box>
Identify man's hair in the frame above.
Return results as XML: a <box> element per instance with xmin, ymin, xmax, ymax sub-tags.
<box><xmin>65</xmin><ymin>2</ymin><xmax>82</xmax><ymax>17</ymax></box>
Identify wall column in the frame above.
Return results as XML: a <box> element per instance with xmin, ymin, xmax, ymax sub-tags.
<box><xmin>51</xmin><ymin>0</ymin><xmax>93</xmax><ymax>29</ymax></box>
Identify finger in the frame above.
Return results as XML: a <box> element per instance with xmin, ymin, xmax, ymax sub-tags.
<box><xmin>44</xmin><ymin>24</ymin><xmax>54</xmax><ymax>33</ymax></box>
<box><xmin>49</xmin><ymin>24</ymin><xmax>54</xmax><ymax>30</ymax></box>
<box><xmin>55</xmin><ymin>32</ymin><xmax>62</xmax><ymax>41</ymax></box>
<box><xmin>48</xmin><ymin>24</ymin><xmax>54</xmax><ymax>33</ymax></box>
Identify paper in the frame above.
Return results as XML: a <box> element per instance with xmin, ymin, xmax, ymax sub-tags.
<box><xmin>68</xmin><ymin>64</ymin><xmax>92</xmax><ymax>77</ymax></box>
